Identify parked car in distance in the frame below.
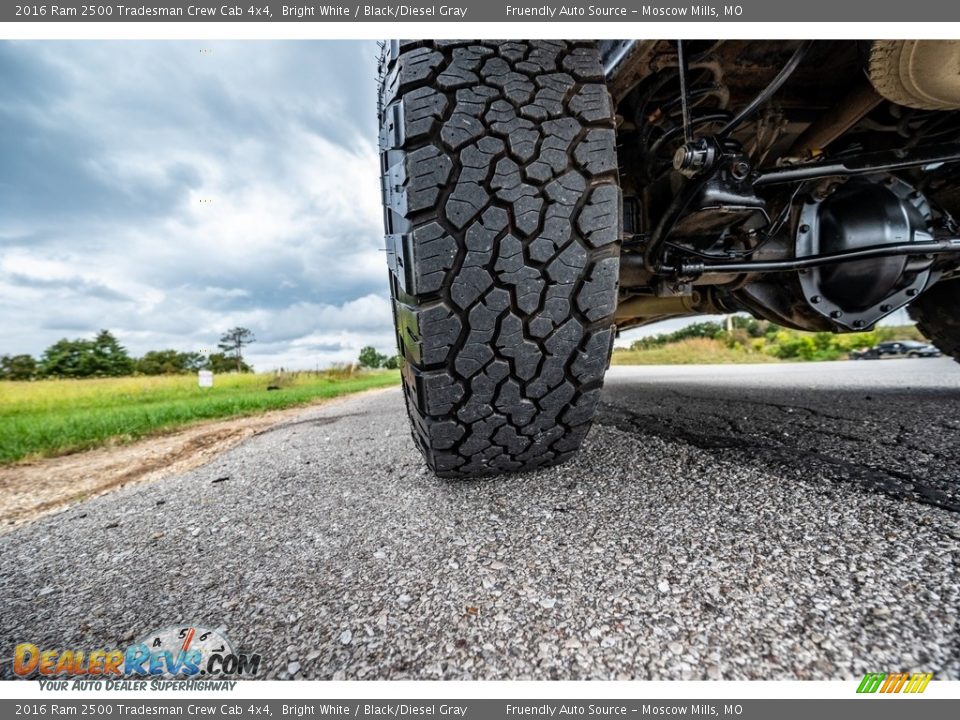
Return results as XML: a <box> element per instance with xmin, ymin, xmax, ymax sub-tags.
<box><xmin>850</xmin><ymin>340</ymin><xmax>943</xmax><ymax>359</ymax></box>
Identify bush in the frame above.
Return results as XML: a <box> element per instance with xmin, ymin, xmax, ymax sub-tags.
<box><xmin>205</xmin><ymin>352</ymin><xmax>252</xmax><ymax>374</ymax></box>
<box><xmin>358</xmin><ymin>346</ymin><xmax>388</xmax><ymax>368</ymax></box>
<box><xmin>618</xmin><ymin>319</ymin><xmax>925</xmax><ymax>365</ymax></box>
<box><xmin>39</xmin><ymin>330</ymin><xmax>134</xmax><ymax>378</ymax></box>
<box><xmin>136</xmin><ymin>350</ymin><xmax>206</xmax><ymax>375</ymax></box>
<box><xmin>0</xmin><ymin>354</ymin><xmax>37</xmax><ymax>381</ymax></box>
<box><xmin>629</xmin><ymin>321</ymin><xmax>724</xmax><ymax>351</ymax></box>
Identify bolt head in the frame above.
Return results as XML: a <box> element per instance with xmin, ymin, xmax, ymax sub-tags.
<box><xmin>810</xmin><ymin>295</ymin><xmax>822</xmax><ymax>304</ymax></box>
<box><xmin>731</xmin><ymin>160</ymin><xmax>751</xmax><ymax>180</ymax></box>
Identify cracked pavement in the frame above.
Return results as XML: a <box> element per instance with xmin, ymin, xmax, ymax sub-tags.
<box><xmin>1</xmin><ymin>359</ymin><xmax>959</xmax><ymax>680</ymax></box>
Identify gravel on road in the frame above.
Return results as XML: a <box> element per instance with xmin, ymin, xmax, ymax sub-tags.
<box><xmin>1</xmin><ymin>359</ymin><xmax>958</xmax><ymax>680</ymax></box>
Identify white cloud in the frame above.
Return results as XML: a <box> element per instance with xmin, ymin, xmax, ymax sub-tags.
<box><xmin>0</xmin><ymin>40</ymin><xmax>397</xmax><ymax>370</ymax></box>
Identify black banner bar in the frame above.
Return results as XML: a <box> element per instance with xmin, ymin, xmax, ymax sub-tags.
<box><xmin>5</xmin><ymin>1</ymin><xmax>960</xmax><ymax>23</ymax></box>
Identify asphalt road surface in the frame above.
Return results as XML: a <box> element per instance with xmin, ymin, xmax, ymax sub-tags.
<box><xmin>2</xmin><ymin>359</ymin><xmax>959</xmax><ymax>680</ymax></box>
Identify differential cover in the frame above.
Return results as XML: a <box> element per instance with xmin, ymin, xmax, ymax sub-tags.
<box><xmin>796</xmin><ymin>176</ymin><xmax>935</xmax><ymax>330</ymax></box>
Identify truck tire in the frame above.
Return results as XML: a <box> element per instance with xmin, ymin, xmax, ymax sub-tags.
<box><xmin>909</xmin><ymin>277</ymin><xmax>960</xmax><ymax>363</ymax></box>
<box><xmin>378</xmin><ymin>40</ymin><xmax>621</xmax><ymax>477</ymax></box>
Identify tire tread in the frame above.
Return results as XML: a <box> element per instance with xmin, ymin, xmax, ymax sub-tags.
<box><xmin>379</xmin><ymin>40</ymin><xmax>620</xmax><ymax>477</ymax></box>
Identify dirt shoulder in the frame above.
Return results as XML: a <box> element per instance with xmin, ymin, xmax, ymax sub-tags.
<box><xmin>0</xmin><ymin>387</ymin><xmax>394</xmax><ymax>532</ymax></box>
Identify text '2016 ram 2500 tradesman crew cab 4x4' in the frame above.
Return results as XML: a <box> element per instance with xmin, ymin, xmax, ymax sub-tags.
<box><xmin>378</xmin><ymin>40</ymin><xmax>960</xmax><ymax>477</ymax></box>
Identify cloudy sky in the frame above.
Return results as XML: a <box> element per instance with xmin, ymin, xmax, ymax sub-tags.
<box><xmin>7</xmin><ymin>41</ymin><xmax>905</xmax><ymax>370</ymax></box>
<box><xmin>1</xmin><ymin>40</ymin><xmax>393</xmax><ymax>370</ymax></box>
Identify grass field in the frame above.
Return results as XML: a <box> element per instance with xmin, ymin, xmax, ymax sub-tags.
<box><xmin>611</xmin><ymin>338</ymin><xmax>783</xmax><ymax>366</ymax></box>
<box><xmin>0</xmin><ymin>370</ymin><xmax>400</xmax><ymax>464</ymax></box>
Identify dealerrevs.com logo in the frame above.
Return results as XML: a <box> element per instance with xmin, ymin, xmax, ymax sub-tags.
<box><xmin>13</xmin><ymin>624</ymin><xmax>261</xmax><ymax>679</ymax></box>
<box><xmin>857</xmin><ymin>672</ymin><xmax>933</xmax><ymax>694</ymax></box>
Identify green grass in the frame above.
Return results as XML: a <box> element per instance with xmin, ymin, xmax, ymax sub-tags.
<box><xmin>612</xmin><ymin>338</ymin><xmax>782</xmax><ymax>365</ymax></box>
<box><xmin>0</xmin><ymin>370</ymin><xmax>400</xmax><ymax>465</ymax></box>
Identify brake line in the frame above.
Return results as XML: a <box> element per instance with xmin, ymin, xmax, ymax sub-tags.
<box><xmin>716</xmin><ymin>41</ymin><xmax>814</xmax><ymax>139</ymax></box>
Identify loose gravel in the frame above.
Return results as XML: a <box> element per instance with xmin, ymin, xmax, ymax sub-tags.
<box><xmin>1</xmin><ymin>360</ymin><xmax>958</xmax><ymax>680</ymax></box>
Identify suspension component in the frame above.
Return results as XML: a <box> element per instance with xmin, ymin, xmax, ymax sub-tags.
<box><xmin>754</xmin><ymin>142</ymin><xmax>960</xmax><ymax>186</ymax></box>
<box><xmin>673</xmin><ymin>137</ymin><xmax>719</xmax><ymax>177</ymax></box>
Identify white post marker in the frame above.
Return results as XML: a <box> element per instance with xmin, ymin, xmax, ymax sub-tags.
<box><xmin>198</xmin><ymin>370</ymin><xmax>214</xmax><ymax>388</ymax></box>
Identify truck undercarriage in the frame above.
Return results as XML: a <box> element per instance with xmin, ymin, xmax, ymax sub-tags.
<box><xmin>601</xmin><ymin>40</ymin><xmax>960</xmax><ymax>334</ymax></box>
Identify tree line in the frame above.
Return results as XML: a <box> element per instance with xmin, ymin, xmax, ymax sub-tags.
<box><xmin>624</xmin><ymin>316</ymin><xmax>924</xmax><ymax>361</ymax></box>
<box><xmin>1</xmin><ymin>327</ymin><xmax>256</xmax><ymax>381</ymax></box>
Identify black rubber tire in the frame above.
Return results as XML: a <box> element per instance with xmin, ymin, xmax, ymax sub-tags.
<box><xmin>378</xmin><ymin>40</ymin><xmax>621</xmax><ymax>478</ymax></box>
<box><xmin>909</xmin><ymin>277</ymin><xmax>960</xmax><ymax>363</ymax></box>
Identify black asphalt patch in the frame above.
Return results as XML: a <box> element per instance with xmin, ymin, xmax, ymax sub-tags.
<box><xmin>597</xmin><ymin>384</ymin><xmax>960</xmax><ymax>514</ymax></box>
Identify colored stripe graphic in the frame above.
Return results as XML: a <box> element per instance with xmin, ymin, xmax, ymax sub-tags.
<box><xmin>857</xmin><ymin>673</ymin><xmax>886</xmax><ymax>693</ymax></box>
<box><xmin>857</xmin><ymin>672</ymin><xmax>932</xmax><ymax>694</ymax></box>
<box><xmin>904</xmin><ymin>673</ymin><xmax>933</xmax><ymax>693</ymax></box>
